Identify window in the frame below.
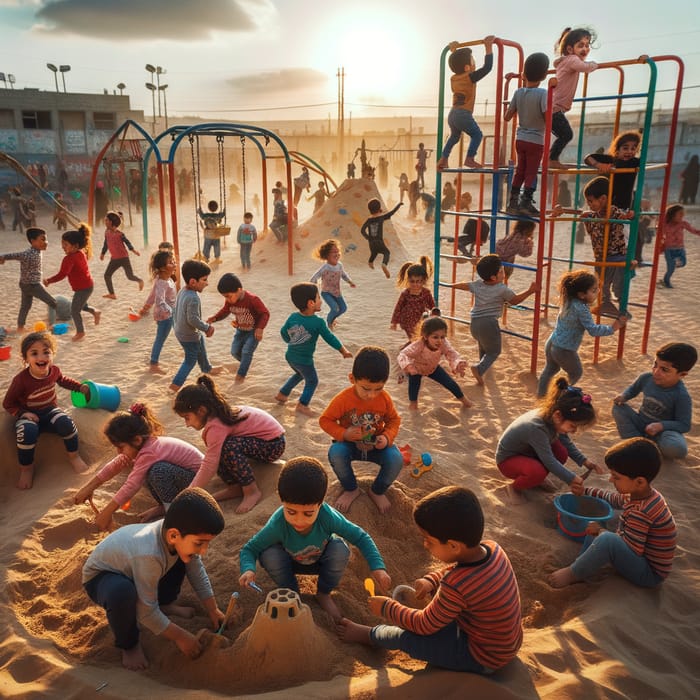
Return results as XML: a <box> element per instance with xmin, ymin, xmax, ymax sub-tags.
<box><xmin>93</xmin><ymin>112</ymin><xmax>116</xmax><ymax>130</ymax></box>
<box><xmin>22</xmin><ymin>111</ymin><xmax>52</xmax><ymax>129</ymax></box>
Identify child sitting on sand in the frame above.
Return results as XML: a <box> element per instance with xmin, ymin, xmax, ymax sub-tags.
<box><xmin>82</xmin><ymin>488</ymin><xmax>226</xmax><ymax>671</ymax></box>
<box><xmin>550</xmin><ymin>437</ymin><xmax>677</xmax><ymax>589</ymax></box>
<box><xmin>239</xmin><ymin>456</ymin><xmax>392</xmax><ymax>622</ymax></box>
<box><xmin>337</xmin><ymin>485</ymin><xmax>523</xmax><ymax>674</ymax></box>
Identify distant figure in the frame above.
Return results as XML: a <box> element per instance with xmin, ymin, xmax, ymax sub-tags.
<box><xmin>53</xmin><ymin>192</ymin><xmax>69</xmax><ymax>230</ymax></box>
<box><xmin>377</xmin><ymin>156</ymin><xmax>389</xmax><ymax>190</ymax></box>
<box><xmin>347</xmin><ymin>162</ymin><xmax>356</xmax><ymax>179</ymax></box>
<box><xmin>57</xmin><ymin>162</ymin><xmax>68</xmax><ymax>194</ymax></box>
<box><xmin>252</xmin><ymin>192</ymin><xmax>261</xmax><ymax>216</ymax></box>
<box><xmin>398</xmin><ymin>172</ymin><xmax>409</xmax><ymax>203</ymax></box>
<box><xmin>557</xmin><ymin>180</ymin><xmax>572</xmax><ymax>207</ymax></box>
<box><xmin>441</xmin><ymin>181</ymin><xmax>456</xmax><ymax>222</ymax></box>
<box><xmin>415</xmin><ymin>143</ymin><xmax>429</xmax><ymax>189</ymax></box>
<box><xmin>679</xmin><ymin>154</ymin><xmax>699</xmax><ymax>205</ymax></box>
<box><xmin>307</xmin><ymin>181</ymin><xmax>328</xmax><ymax>212</ymax></box>
<box><xmin>293</xmin><ymin>166</ymin><xmax>311</xmax><ymax>206</ymax></box>
<box><xmin>270</xmin><ymin>190</ymin><xmax>288</xmax><ymax>243</ymax></box>
<box><xmin>94</xmin><ymin>181</ymin><xmax>109</xmax><ymax>222</ymax></box>
<box><xmin>407</xmin><ymin>180</ymin><xmax>420</xmax><ymax>219</ymax></box>
<box><xmin>660</xmin><ymin>204</ymin><xmax>700</xmax><ymax>288</ymax></box>
<box><xmin>419</xmin><ymin>191</ymin><xmax>436</xmax><ymax>222</ymax></box>
<box><xmin>198</xmin><ymin>199</ymin><xmax>226</xmax><ymax>263</ymax></box>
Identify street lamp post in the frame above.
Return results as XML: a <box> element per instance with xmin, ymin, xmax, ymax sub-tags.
<box><xmin>46</xmin><ymin>63</ymin><xmax>59</xmax><ymax>92</ymax></box>
<box><xmin>59</xmin><ymin>65</ymin><xmax>70</xmax><ymax>93</ymax></box>
<box><xmin>117</xmin><ymin>82</ymin><xmax>126</xmax><ymax>96</ymax></box>
<box><xmin>158</xmin><ymin>84</ymin><xmax>168</xmax><ymax>129</ymax></box>
<box><xmin>145</xmin><ymin>82</ymin><xmax>157</xmax><ymax>134</ymax></box>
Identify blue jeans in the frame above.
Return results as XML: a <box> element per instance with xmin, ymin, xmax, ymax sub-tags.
<box><xmin>150</xmin><ymin>317</ymin><xmax>173</xmax><ymax>364</ymax></box>
<box><xmin>240</xmin><ymin>242</ymin><xmax>252</xmax><ymax>268</ymax></box>
<box><xmin>231</xmin><ymin>328</ymin><xmax>259</xmax><ymax>377</ymax></box>
<box><xmin>202</xmin><ymin>236</ymin><xmax>221</xmax><ymax>260</ymax></box>
<box><xmin>172</xmin><ymin>336</ymin><xmax>212</xmax><ymax>388</ymax></box>
<box><xmin>321</xmin><ymin>291</ymin><xmax>347</xmax><ymax>326</ymax></box>
<box><xmin>470</xmin><ymin>316</ymin><xmax>502</xmax><ymax>376</ymax></box>
<box><xmin>407</xmin><ymin>366</ymin><xmax>464</xmax><ymax>402</ymax></box>
<box><xmin>258</xmin><ymin>538</ymin><xmax>350</xmax><ymax>594</ymax></box>
<box><xmin>278</xmin><ymin>360</ymin><xmax>318</xmax><ymax>406</ymax></box>
<box><xmin>570</xmin><ymin>530</ymin><xmax>664</xmax><ymax>588</ymax></box>
<box><xmin>371</xmin><ymin>621</ymin><xmax>491</xmax><ymax>673</ymax></box>
<box><xmin>612</xmin><ymin>403</ymin><xmax>688</xmax><ymax>459</ymax></box>
<box><xmin>663</xmin><ymin>248</ymin><xmax>686</xmax><ymax>286</ymax></box>
<box><xmin>443</xmin><ymin>108</ymin><xmax>482</xmax><ymax>159</ymax></box>
<box><xmin>537</xmin><ymin>339</ymin><xmax>583</xmax><ymax>397</ymax></box>
<box><xmin>328</xmin><ymin>441</ymin><xmax>404</xmax><ymax>495</ymax></box>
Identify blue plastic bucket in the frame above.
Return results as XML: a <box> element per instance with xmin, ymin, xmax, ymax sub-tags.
<box><xmin>71</xmin><ymin>380</ymin><xmax>121</xmax><ymax>412</ymax></box>
<box><xmin>52</xmin><ymin>323</ymin><xmax>68</xmax><ymax>335</ymax></box>
<box><xmin>553</xmin><ymin>493</ymin><xmax>613</xmax><ymax>542</ymax></box>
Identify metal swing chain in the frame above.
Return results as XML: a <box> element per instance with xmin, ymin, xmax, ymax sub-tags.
<box><xmin>240</xmin><ymin>135</ymin><xmax>247</xmax><ymax>212</ymax></box>
<box><xmin>189</xmin><ymin>133</ymin><xmax>202</xmax><ymax>255</ymax></box>
<box><xmin>217</xmin><ymin>135</ymin><xmax>226</xmax><ymax>224</ymax></box>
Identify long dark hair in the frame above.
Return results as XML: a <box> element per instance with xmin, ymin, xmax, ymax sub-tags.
<box><xmin>173</xmin><ymin>375</ymin><xmax>246</xmax><ymax>426</ymax></box>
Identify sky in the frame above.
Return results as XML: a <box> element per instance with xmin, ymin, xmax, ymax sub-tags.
<box><xmin>0</xmin><ymin>0</ymin><xmax>698</xmax><ymax>123</ymax></box>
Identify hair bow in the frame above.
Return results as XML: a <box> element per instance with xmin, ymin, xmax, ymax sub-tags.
<box><xmin>129</xmin><ymin>402</ymin><xmax>145</xmax><ymax>416</ymax></box>
<box><xmin>566</xmin><ymin>385</ymin><xmax>592</xmax><ymax>403</ymax></box>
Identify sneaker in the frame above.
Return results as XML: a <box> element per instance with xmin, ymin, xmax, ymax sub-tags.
<box><xmin>506</xmin><ymin>195</ymin><xmax>520</xmax><ymax>215</ymax></box>
<box><xmin>518</xmin><ymin>198</ymin><xmax>539</xmax><ymax>216</ymax></box>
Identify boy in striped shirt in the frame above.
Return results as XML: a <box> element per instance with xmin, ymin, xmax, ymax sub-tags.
<box><xmin>337</xmin><ymin>486</ymin><xmax>523</xmax><ymax>674</ymax></box>
<box><xmin>550</xmin><ymin>437</ymin><xmax>677</xmax><ymax>589</ymax></box>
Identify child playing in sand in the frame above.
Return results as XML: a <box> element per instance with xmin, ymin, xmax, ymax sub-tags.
<box><xmin>198</xmin><ymin>199</ymin><xmax>226</xmax><ymax>263</ymax></box>
<box><xmin>436</xmin><ymin>36</ymin><xmax>495</xmax><ymax>171</ymax></box>
<box><xmin>99</xmin><ymin>210</ymin><xmax>143</xmax><ymax>299</ymax></box>
<box><xmin>612</xmin><ymin>342</ymin><xmax>696</xmax><ymax>460</ymax></box>
<box><xmin>659</xmin><ymin>204</ymin><xmax>700</xmax><ymax>288</ymax></box>
<box><xmin>82</xmin><ymin>488</ymin><xmax>226</xmax><ymax>671</ymax></box>
<box><xmin>550</xmin><ymin>437</ymin><xmax>677</xmax><ymax>589</ymax></box>
<box><xmin>276</xmin><ymin>282</ymin><xmax>352</xmax><ymax>415</ymax></box>
<box><xmin>44</xmin><ymin>224</ymin><xmax>101</xmax><ymax>341</ymax></box>
<box><xmin>310</xmin><ymin>239</ymin><xmax>356</xmax><ymax>329</ymax></box>
<box><xmin>549</xmin><ymin>27</ymin><xmax>598</xmax><ymax>169</ymax></box>
<box><xmin>495</xmin><ymin>220</ymin><xmax>536</xmax><ymax>280</ymax></box>
<box><xmin>390</xmin><ymin>256</ymin><xmax>435</xmax><ymax>341</ymax></box>
<box><xmin>319</xmin><ymin>346</ymin><xmax>403</xmax><ymax>515</ymax></box>
<box><xmin>496</xmin><ymin>376</ymin><xmax>603</xmax><ymax>503</ymax></box>
<box><xmin>137</xmin><ymin>250</ymin><xmax>177</xmax><ymax>374</ymax></box>
<box><xmin>0</xmin><ymin>226</ymin><xmax>57</xmax><ymax>333</ymax></box>
<box><xmin>170</xmin><ymin>259</ymin><xmax>221</xmax><ymax>391</ymax></box>
<box><xmin>174</xmin><ymin>375</ymin><xmax>286</xmax><ymax>513</ymax></box>
<box><xmin>537</xmin><ymin>270</ymin><xmax>627</xmax><ymax>396</ymax></box>
<box><xmin>445</xmin><ymin>253</ymin><xmax>537</xmax><ymax>385</ymax></box>
<box><xmin>207</xmin><ymin>272</ymin><xmax>269</xmax><ymax>384</ymax></box>
<box><xmin>239</xmin><ymin>456</ymin><xmax>392</xmax><ymax>622</ymax></box>
<box><xmin>338</xmin><ymin>485</ymin><xmax>523</xmax><ymax>674</ymax></box>
<box><xmin>360</xmin><ymin>198</ymin><xmax>402</xmax><ymax>278</ymax></box>
<box><xmin>73</xmin><ymin>403</ymin><xmax>205</xmax><ymax>529</ymax></box>
<box><xmin>2</xmin><ymin>331</ymin><xmax>90</xmax><ymax>489</ymax></box>
<box><xmin>397</xmin><ymin>316</ymin><xmax>472</xmax><ymax>411</ymax></box>
<box><xmin>504</xmin><ymin>52</ymin><xmax>550</xmax><ymax>216</ymax></box>
<box><xmin>236</xmin><ymin>211</ymin><xmax>257</xmax><ymax>270</ymax></box>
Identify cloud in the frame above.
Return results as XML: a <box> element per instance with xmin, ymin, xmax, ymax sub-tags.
<box><xmin>33</xmin><ymin>0</ymin><xmax>275</xmax><ymax>40</ymax></box>
<box><xmin>228</xmin><ymin>68</ymin><xmax>329</xmax><ymax>96</ymax></box>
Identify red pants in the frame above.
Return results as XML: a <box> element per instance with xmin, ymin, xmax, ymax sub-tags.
<box><xmin>497</xmin><ymin>439</ymin><xmax>568</xmax><ymax>491</ymax></box>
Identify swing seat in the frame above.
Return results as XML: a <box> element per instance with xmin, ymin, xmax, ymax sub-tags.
<box><xmin>211</xmin><ymin>225</ymin><xmax>231</xmax><ymax>238</ymax></box>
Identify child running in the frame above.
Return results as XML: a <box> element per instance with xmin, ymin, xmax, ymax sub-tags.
<box><xmin>496</xmin><ymin>376</ymin><xmax>603</xmax><ymax>504</ymax></box>
<box><xmin>537</xmin><ymin>270</ymin><xmax>627</xmax><ymax>396</ymax></box>
<box><xmin>495</xmin><ymin>220</ymin><xmax>536</xmax><ymax>281</ymax></box>
<box><xmin>99</xmin><ymin>210</ymin><xmax>143</xmax><ymax>299</ymax></box>
<box><xmin>360</xmin><ymin>199</ymin><xmax>402</xmax><ymax>278</ymax></box>
<box><xmin>239</xmin><ymin>456</ymin><xmax>391</xmax><ymax>623</ymax></box>
<box><xmin>3</xmin><ymin>331</ymin><xmax>90</xmax><ymax>489</ymax></box>
<box><xmin>137</xmin><ymin>250</ymin><xmax>177</xmax><ymax>374</ymax></box>
<box><xmin>310</xmin><ymin>238</ymin><xmax>355</xmax><ymax>330</ymax></box>
<box><xmin>73</xmin><ymin>402</ymin><xmax>205</xmax><ymax>530</ymax></box>
<box><xmin>338</xmin><ymin>485</ymin><xmax>523</xmax><ymax>675</ymax></box>
<box><xmin>390</xmin><ymin>256</ymin><xmax>435</xmax><ymax>341</ymax></box>
<box><xmin>174</xmin><ymin>374</ymin><xmax>286</xmax><ymax>513</ymax></box>
<box><xmin>276</xmin><ymin>282</ymin><xmax>352</xmax><ymax>416</ymax></box>
<box><xmin>659</xmin><ymin>204</ymin><xmax>700</xmax><ymax>288</ymax></box>
<box><xmin>397</xmin><ymin>316</ymin><xmax>472</xmax><ymax>410</ymax></box>
<box><xmin>44</xmin><ymin>224</ymin><xmax>101</xmax><ymax>341</ymax></box>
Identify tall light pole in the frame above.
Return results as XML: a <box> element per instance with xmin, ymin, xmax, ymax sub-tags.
<box><xmin>59</xmin><ymin>65</ymin><xmax>70</xmax><ymax>93</ymax></box>
<box><xmin>145</xmin><ymin>82</ymin><xmax>157</xmax><ymax>135</ymax></box>
<box><xmin>117</xmin><ymin>82</ymin><xmax>126</xmax><ymax>95</ymax></box>
<box><xmin>159</xmin><ymin>84</ymin><xmax>168</xmax><ymax>129</ymax></box>
<box><xmin>156</xmin><ymin>66</ymin><xmax>166</xmax><ymax>117</ymax></box>
<box><xmin>47</xmin><ymin>63</ymin><xmax>59</xmax><ymax>92</ymax></box>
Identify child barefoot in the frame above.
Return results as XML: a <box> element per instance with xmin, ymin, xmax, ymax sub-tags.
<box><xmin>390</xmin><ymin>256</ymin><xmax>435</xmax><ymax>341</ymax></box>
<box><xmin>3</xmin><ymin>331</ymin><xmax>90</xmax><ymax>488</ymax></box>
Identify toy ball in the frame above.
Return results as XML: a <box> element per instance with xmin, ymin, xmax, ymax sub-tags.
<box><xmin>338</xmin><ymin>208</ymin><xmax>348</xmax><ymax>215</ymax></box>
<box><xmin>33</xmin><ymin>321</ymin><xmax>47</xmax><ymax>332</ymax></box>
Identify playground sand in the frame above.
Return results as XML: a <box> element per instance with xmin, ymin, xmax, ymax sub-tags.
<box><xmin>0</xmin><ymin>180</ymin><xmax>699</xmax><ymax>699</ymax></box>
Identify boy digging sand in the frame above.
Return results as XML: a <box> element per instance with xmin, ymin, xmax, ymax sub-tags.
<box><xmin>239</xmin><ymin>456</ymin><xmax>391</xmax><ymax>623</ymax></box>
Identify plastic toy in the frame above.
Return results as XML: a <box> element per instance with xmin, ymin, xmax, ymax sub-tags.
<box><xmin>364</xmin><ymin>577</ymin><xmax>375</xmax><ymax>596</ymax></box>
<box><xmin>411</xmin><ymin>452</ymin><xmax>433</xmax><ymax>478</ymax></box>
<box><xmin>71</xmin><ymin>380</ymin><xmax>121</xmax><ymax>411</ymax></box>
<box><xmin>398</xmin><ymin>444</ymin><xmax>412</xmax><ymax>466</ymax></box>
<box><xmin>217</xmin><ymin>592</ymin><xmax>239</xmax><ymax>634</ymax></box>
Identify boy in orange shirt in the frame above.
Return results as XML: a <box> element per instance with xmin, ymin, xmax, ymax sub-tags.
<box><xmin>319</xmin><ymin>346</ymin><xmax>402</xmax><ymax>515</ymax></box>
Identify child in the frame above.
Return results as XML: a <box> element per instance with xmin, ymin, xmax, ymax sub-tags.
<box><xmin>549</xmin><ymin>27</ymin><xmax>598</xmax><ymax>169</ymax></box>
<box><xmin>198</xmin><ymin>199</ymin><xmax>226</xmax><ymax>263</ymax></box>
<box><xmin>0</xmin><ymin>226</ymin><xmax>57</xmax><ymax>333</ymax></box>
<box><xmin>360</xmin><ymin>198</ymin><xmax>402</xmax><ymax>278</ymax></box>
<box><xmin>584</xmin><ymin>130</ymin><xmax>642</xmax><ymax>210</ymax></box>
<box><xmin>495</xmin><ymin>220</ymin><xmax>536</xmax><ymax>281</ymax></box>
<box><xmin>319</xmin><ymin>346</ymin><xmax>403</xmax><ymax>515</ymax></box>
<box><xmin>390</xmin><ymin>256</ymin><xmax>436</xmax><ymax>341</ymax></box>
<box><xmin>138</xmin><ymin>250</ymin><xmax>177</xmax><ymax>374</ymax></box>
<box><xmin>445</xmin><ymin>254</ymin><xmax>537</xmax><ymax>385</ymax></box>
<box><xmin>73</xmin><ymin>403</ymin><xmax>204</xmax><ymax>529</ymax></box>
<box><xmin>276</xmin><ymin>282</ymin><xmax>352</xmax><ymax>415</ymax></box>
<box><xmin>239</xmin><ymin>456</ymin><xmax>392</xmax><ymax>622</ymax></box>
<box><xmin>293</xmin><ymin>166</ymin><xmax>311</xmax><ymax>207</ymax></box>
<box><xmin>415</xmin><ymin>142</ymin><xmax>429</xmax><ymax>189</ymax></box>
<box><xmin>398</xmin><ymin>316</ymin><xmax>472</xmax><ymax>410</ymax></box>
<box><xmin>236</xmin><ymin>211</ymin><xmax>257</xmax><ymax>270</ymax></box>
<box><xmin>550</xmin><ymin>437</ymin><xmax>676</xmax><ymax>589</ymax></box>
<box><xmin>270</xmin><ymin>191</ymin><xmax>288</xmax><ymax>243</ymax></box>
<box><xmin>659</xmin><ymin>204</ymin><xmax>700</xmax><ymax>288</ymax></box>
<box><xmin>398</xmin><ymin>172</ymin><xmax>409</xmax><ymax>203</ymax></box>
<box><xmin>504</xmin><ymin>52</ymin><xmax>550</xmax><ymax>215</ymax></box>
<box><xmin>82</xmin><ymin>487</ymin><xmax>226</xmax><ymax>671</ymax></box>
<box><xmin>53</xmin><ymin>192</ymin><xmax>68</xmax><ymax>230</ymax></box>
<box><xmin>207</xmin><ymin>272</ymin><xmax>269</xmax><ymax>383</ymax></box>
<box><xmin>3</xmin><ymin>331</ymin><xmax>90</xmax><ymax>489</ymax></box>
<box><xmin>99</xmin><ymin>210</ymin><xmax>143</xmax><ymax>299</ymax></box>
<box><xmin>496</xmin><ymin>376</ymin><xmax>601</xmax><ymax>503</ymax></box>
<box><xmin>337</xmin><ymin>485</ymin><xmax>523</xmax><ymax>674</ymax></box>
<box><xmin>44</xmin><ymin>224</ymin><xmax>101</xmax><ymax>341</ymax></box>
<box><xmin>536</xmin><ymin>270</ymin><xmax>627</xmax><ymax>397</ymax></box>
<box><xmin>307</xmin><ymin>181</ymin><xmax>328</xmax><ymax>212</ymax></box>
<box><xmin>436</xmin><ymin>36</ymin><xmax>495</xmax><ymax>170</ymax></box>
<box><xmin>174</xmin><ymin>375</ymin><xmax>286</xmax><ymax>513</ymax></box>
<box><xmin>169</xmin><ymin>259</ymin><xmax>221</xmax><ymax>391</ymax></box>
<box><xmin>612</xmin><ymin>342</ymin><xmax>696</xmax><ymax>460</ymax></box>
<box><xmin>310</xmin><ymin>239</ymin><xmax>356</xmax><ymax>329</ymax></box>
